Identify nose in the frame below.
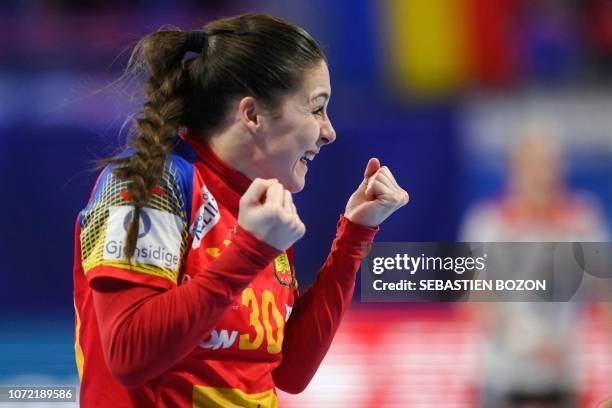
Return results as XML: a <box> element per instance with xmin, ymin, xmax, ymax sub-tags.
<box><xmin>319</xmin><ymin>116</ymin><xmax>336</xmax><ymax>145</ymax></box>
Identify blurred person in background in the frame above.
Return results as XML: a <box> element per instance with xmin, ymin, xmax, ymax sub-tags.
<box><xmin>460</xmin><ymin>119</ymin><xmax>609</xmax><ymax>408</ymax></box>
<box><xmin>461</xmin><ymin>120</ymin><xmax>608</xmax><ymax>242</ymax></box>
<box><xmin>72</xmin><ymin>13</ymin><xmax>408</xmax><ymax>407</ymax></box>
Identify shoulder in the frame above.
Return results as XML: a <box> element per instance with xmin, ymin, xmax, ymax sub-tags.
<box><xmin>77</xmin><ymin>139</ymin><xmax>200</xmax><ymax>288</ymax></box>
<box><xmin>85</xmin><ymin>138</ymin><xmax>198</xmax><ymax>210</ymax></box>
<box><xmin>563</xmin><ymin>192</ymin><xmax>605</xmax><ymax>215</ymax></box>
<box><xmin>166</xmin><ymin>138</ymin><xmax>199</xmax><ymax>187</ymax></box>
<box><xmin>459</xmin><ymin>198</ymin><xmax>506</xmax><ymax>241</ymax></box>
<box><xmin>462</xmin><ymin>198</ymin><xmax>505</xmax><ymax>226</ymax></box>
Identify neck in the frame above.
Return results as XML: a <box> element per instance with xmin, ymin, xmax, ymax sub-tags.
<box><xmin>510</xmin><ymin>187</ymin><xmax>559</xmax><ymax>215</ymax></box>
<box><xmin>206</xmin><ymin>126</ymin><xmax>258</xmax><ymax>180</ymax></box>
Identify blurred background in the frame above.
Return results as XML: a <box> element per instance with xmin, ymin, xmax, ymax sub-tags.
<box><xmin>1</xmin><ymin>0</ymin><xmax>611</xmax><ymax>406</ymax></box>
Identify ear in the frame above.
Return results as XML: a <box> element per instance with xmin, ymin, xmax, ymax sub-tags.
<box><xmin>238</xmin><ymin>96</ymin><xmax>261</xmax><ymax>135</ymax></box>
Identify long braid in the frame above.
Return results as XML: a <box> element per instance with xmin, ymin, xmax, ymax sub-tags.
<box><xmin>111</xmin><ymin>30</ymin><xmax>194</xmax><ymax>259</ymax></box>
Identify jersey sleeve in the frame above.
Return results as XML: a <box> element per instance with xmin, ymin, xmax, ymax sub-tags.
<box><xmin>91</xmin><ymin>225</ymin><xmax>282</xmax><ymax>389</ymax></box>
<box><xmin>79</xmin><ymin>155</ymin><xmax>192</xmax><ymax>290</ymax></box>
<box><xmin>272</xmin><ymin>215</ymin><xmax>378</xmax><ymax>393</ymax></box>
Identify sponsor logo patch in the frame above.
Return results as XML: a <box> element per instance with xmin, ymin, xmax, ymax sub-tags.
<box><xmin>273</xmin><ymin>253</ymin><xmax>294</xmax><ymax>288</ymax></box>
<box><xmin>190</xmin><ymin>184</ymin><xmax>221</xmax><ymax>249</ymax></box>
<box><xmin>103</xmin><ymin>206</ymin><xmax>182</xmax><ymax>271</ymax></box>
<box><xmin>199</xmin><ymin>329</ymin><xmax>238</xmax><ymax>350</ymax></box>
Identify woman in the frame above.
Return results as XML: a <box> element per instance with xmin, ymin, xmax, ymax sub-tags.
<box><xmin>73</xmin><ymin>14</ymin><xmax>408</xmax><ymax>407</ymax></box>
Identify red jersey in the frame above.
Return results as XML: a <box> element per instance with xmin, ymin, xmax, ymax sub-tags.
<box><xmin>73</xmin><ymin>130</ymin><xmax>378</xmax><ymax>407</ymax></box>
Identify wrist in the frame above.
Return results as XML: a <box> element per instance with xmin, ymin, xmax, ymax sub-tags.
<box><xmin>232</xmin><ymin>225</ymin><xmax>283</xmax><ymax>268</ymax></box>
<box><xmin>337</xmin><ymin>214</ymin><xmax>379</xmax><ymax>245</ymax></box>
<box><xmin>343</xmin><ymin>212</ymin><xmax>378</xmax><ymax>228</ymax></box>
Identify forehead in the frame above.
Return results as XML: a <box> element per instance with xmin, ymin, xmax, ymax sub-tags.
<box><xmin>293</xmin><ymin>60</ymin><xmax>331</xmax><ymax>103</ymax></box>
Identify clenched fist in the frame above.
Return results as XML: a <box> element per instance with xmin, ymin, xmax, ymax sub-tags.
<box><xmin>238</xmin><ymin>178</ymin><xmax>306</xmax><ymax>250</ymax></box>
<box><xmin>345</xmin><ymin>158</ymin><xmax>409</xmax><ymax>227</ymax></box>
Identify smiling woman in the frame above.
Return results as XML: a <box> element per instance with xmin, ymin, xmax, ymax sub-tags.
<box><xmin>206</xmin><ymin>59</ymin><xmax>336</xmax><ymax>193</ymax></box>
<box><xmin>72</xmin><ymin>13</ymin><xmax>408</xmax><ymax>408</ymax></box>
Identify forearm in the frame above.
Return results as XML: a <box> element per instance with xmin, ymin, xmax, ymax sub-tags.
<box><xmin>92</xmin><ymin>226</ymin><xmax>280</xmax><ymax>388</ymax></box>
<box><xmin>273</xmin><ymin>215</ymin><xmax>377</xmax><ymax>393</ymax></box>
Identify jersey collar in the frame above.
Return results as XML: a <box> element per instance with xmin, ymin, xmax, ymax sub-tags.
<box><xmin>180</xmin><ymin>128</ymin><xmax>252</xmax><ymax>195</ymax></box>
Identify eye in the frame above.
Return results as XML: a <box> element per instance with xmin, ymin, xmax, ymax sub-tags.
<box><xmin>312</xmin><ymin>107</ymin><xmax>324</xmax><ymax>117</ymax></box>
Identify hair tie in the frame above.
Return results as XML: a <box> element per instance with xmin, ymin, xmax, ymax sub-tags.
<box><xmin>235</xmin><ymin>16</ymin><xmax>250</xmax><ymax>35</ymax></box>
<box><xmin>185</xmin><ymin>30</ymin><xmax>206</xmax><ymax>53</ymax></box>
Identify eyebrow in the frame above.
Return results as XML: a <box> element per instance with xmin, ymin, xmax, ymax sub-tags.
<box><xmin>310</xmin><ymin>91</ymin><xmax>330</xmax><ymax>103</ymax></box>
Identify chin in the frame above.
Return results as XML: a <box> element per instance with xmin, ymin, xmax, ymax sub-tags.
<box><xmin>283</xmin><ymin>177</ymin><xmax>305</xmax><ymax>193</ymax></box>
<box><xmin>290</xmin><ymin>184</ymin><xmax>305</xmax><ymax>193</ymax></box>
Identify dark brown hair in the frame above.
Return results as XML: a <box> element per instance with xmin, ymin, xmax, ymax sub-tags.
<box><xmin>108</xmin><ymin>14</ymin><xmax>325</xmax><ymax>259</ymax></box>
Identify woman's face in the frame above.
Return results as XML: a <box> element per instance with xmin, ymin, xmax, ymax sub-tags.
<box><xmin>254</xmin><ymin>60</ymin><xmax>336</xmax><ymax>193</ymax></box>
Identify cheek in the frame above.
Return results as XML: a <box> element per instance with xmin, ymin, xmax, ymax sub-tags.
<box><xmin>266</xmin><ymin>133</ymin><xmax>303</xmax><ymax>173</ymax></box>
<box><xmin>281</xmin><ymin>121</ymin><xmax>318</xmax><ymax>156</ymax></box>
<box><xmin>295</xmin><ymin>119</ymin><xmax>320</xmax><ymax>147</ymax></box>
<box><xmin>264</xmin><ymin>115</ymin><xmax>320</xmax><ymax>171</ymax></box>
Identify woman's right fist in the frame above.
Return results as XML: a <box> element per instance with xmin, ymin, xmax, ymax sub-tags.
<box><xmin>238</xmin><ymin>178</ymin><xmax>306</xmax><ymax>250</ymax></box>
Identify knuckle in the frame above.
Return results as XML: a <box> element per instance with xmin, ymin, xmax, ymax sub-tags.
<box><xmin>292</xmin><ymin>219</ymin><xmax>302</xmax><ymax>231</ymax></box>
<box><xmin>261</xmin><ymin>207</ymin><xmax>274</xmax><ymax>219</ymax></box>
<box><xmin>278</xmin><ymin>211</ymin><xmax>291</xmax><ymax>224</ymax></box>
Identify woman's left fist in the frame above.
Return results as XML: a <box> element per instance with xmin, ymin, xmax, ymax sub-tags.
<box><xmin>344</xmin><ymin>158</ymin><xmax>409</xmax><ymax>227</ymax></box>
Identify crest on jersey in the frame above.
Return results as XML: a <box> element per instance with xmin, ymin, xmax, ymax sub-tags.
<box><xmin>274</xmin><ymin>253</ymin><xmax>297</xmax><ymax>289</ymax></box>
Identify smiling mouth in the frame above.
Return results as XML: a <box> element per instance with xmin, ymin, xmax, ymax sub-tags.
<box><xmin>300</xmin><ymin>151</ymin><xmax>318</xmax><ymax>165</ymax></box>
